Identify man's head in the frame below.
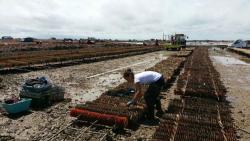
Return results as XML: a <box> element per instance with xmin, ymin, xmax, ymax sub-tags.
<box><xmin>123</xmin><ymin>68</ymin><xmax>134</xmax><ymax>83</ymax></box>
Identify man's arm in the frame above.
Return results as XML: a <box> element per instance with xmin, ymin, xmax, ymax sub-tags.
<box><xmin>132</xmin><ymin>83</ymin><xmax>143</xmax><ymax>102</ymax></box>
<box><xmin>127</xmin><ymin>83</ymin><xmax>143</xmax><ymax>106</ymax></box>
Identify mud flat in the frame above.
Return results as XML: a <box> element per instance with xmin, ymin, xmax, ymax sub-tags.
<box><xmin>0</xmin><ymin>51</ymin><xmax>173</xmax><ymax>140</ymax></box>
<box><xmin>210</xmin><ymin>48</ymin><xmax>250</xmax><ymax>141</ymax></box>
<box><xmin>212</xmin><ymin>56</ymin><xmax>249</xmax><ymax>66</ymax></box>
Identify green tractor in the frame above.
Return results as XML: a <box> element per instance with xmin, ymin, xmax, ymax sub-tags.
<box><xmin>165</xmin><ymin>34</ymin><xmax>188</xmax><ymax>51</ymax></box>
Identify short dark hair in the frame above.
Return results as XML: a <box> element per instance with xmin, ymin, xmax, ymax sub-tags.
<box><xmin>123</xmin><ymin>68</ymin><xmax>134</xmax><ymax>78</ymax></box>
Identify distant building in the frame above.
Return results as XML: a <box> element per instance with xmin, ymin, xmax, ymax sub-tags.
<box><xmin>246</xmin><ymin>40</ymin><xmax>250</xmax><ymax>48</ymax></box>
<box><xmin>88</xmin><ymin>37</ymin><xmax>96</xmax><ymax>40</ymax></box>
<box><xmin>2</xmin><ymin>36</ymin><xmax>13</xmax><ymax>40</ymax></box>
<box><xmin>63</xmin><ymin>38</ymin><xmax>73</xmax><ymax>43</ymax></box>
<box><xmin>23</xmin><ymin>37</ymin><xmax>34</xmax><ymax>42</ymax></box>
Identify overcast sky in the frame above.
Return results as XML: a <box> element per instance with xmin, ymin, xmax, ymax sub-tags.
<box><xmin>0</xmin><ymin>0</ymin><xmax>249</xmax><ymax>40</ymax></box>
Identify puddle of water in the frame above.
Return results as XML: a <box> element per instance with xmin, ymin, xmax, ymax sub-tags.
<box><xmin>212</xmin><ymin>56</ymin><xmax>248</xmax><ymax>66</ymax></box>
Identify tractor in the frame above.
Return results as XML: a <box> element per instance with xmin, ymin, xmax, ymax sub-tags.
<box><xmin>165</xmin><ymin>34</ymin><xmax>188</xmax><ymax>51</ymax></box>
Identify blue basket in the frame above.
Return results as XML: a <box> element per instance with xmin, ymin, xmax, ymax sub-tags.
<box><xmin>2</xmin><ymin>98</ymin><xmax>32</xmax><ymax>114</ymax></box>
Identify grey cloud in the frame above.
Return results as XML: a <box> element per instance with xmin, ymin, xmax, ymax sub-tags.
<box><xmin>0</xmin><ymin>0</ymin><xmax>249</xmax><ymax>40</ymax></box>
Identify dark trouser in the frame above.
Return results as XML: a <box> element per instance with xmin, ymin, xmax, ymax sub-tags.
<box><xmin>144</xmin><ymin>76</ymin><xmax>165</xmax><ymax>119</ymax></box>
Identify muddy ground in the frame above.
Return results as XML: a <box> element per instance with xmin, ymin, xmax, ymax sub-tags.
<box><xmin>0</xmin><ymin>48</ymin><xmax>250</xmax><ymax>141</ymax></box>
<box><xmin>0</xmin><ymin>51</ymin><xmax>174</xmax><ymax>140</ymax></box>
<box><xmin>210</xmin><ymin>48</ymin><xmax>250</xmax><ymax>141</ymax></box>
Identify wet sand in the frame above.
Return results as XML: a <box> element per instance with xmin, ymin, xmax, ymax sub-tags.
<box><xmin>210</xmin><ymin>48</ymin><xmax>250</xmax><ymax>141</ymax></box>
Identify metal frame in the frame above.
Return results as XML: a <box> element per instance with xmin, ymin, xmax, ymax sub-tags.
<box><xmin>45</xmin><ymin>118</ymin><xmax>112</xmax><ymax>141</ymax></box>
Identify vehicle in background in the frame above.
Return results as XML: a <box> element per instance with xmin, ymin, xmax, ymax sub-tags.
<box><xmin>228</xmin><ymin>39</ymin><xmax>247</xmax><ymax>48</ymax></box>
<box><xmin>171</xmin><ymin>34</ymin><xmax>187</xmax><ymax>47</ymax></box>
<box><xmin>165</xmin><ymin>34</ymin><xmax>188</xmax><ymax>51</ymax></box>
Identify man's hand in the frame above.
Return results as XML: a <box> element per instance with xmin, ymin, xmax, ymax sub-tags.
<box><xmin>127</xmin><ymin>100</ymin><xmax>135</xmax><ymax>106</ymax></box>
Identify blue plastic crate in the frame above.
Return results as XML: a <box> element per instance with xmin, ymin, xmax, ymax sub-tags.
<box><xmin>2</xmin><ymin>98</ymin><xmax>32</xmax><ymax>114</ymax></box>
